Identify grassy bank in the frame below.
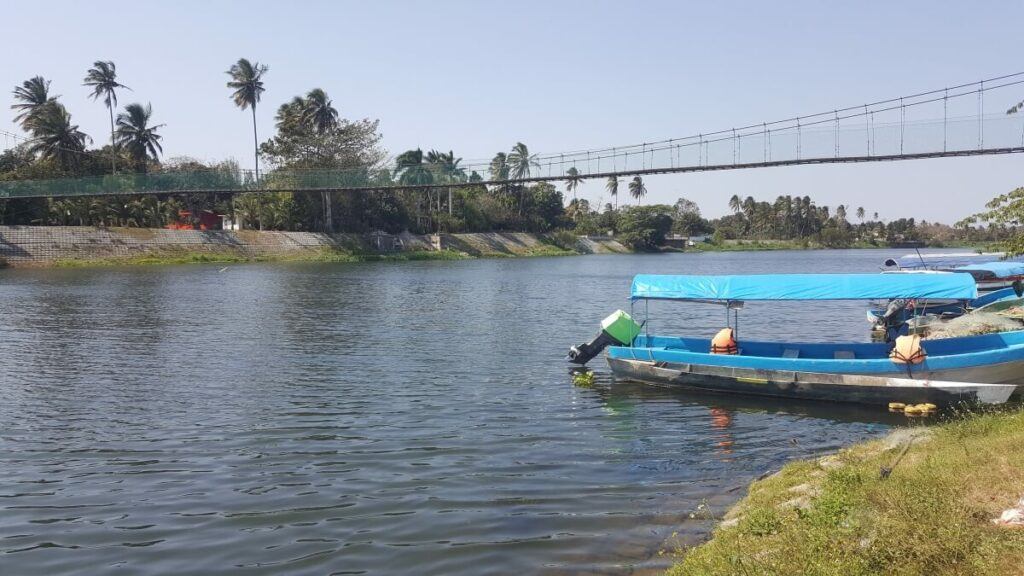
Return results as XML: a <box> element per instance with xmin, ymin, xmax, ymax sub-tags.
<box><xmin>671</xmin><ymin>407</ymin><xmax>1024</xmax><ymax>575</ymax></box>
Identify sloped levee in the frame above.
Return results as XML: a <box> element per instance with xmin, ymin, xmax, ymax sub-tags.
<box><xmin>0</xmin><ymin>226</ymin><xmax>629</xmax><ymax>266</ymax></box>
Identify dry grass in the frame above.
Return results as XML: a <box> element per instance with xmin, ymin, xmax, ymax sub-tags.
<box><xmin>670</xmin><ymin>407</ymin><xmax>1024</xmax><ymax>575</ymax></box>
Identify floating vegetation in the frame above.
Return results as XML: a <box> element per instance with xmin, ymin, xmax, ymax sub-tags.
<box><xmin>572</xmin><ymin>370</ymin><xmax>596</xmax><ymax>388</ymax></box>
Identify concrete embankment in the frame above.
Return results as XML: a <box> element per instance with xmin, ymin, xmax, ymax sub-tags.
<box><xmin>0</xmin><ymin>226</ymin><xmax>629</xmax><ymax>267</ymax></box>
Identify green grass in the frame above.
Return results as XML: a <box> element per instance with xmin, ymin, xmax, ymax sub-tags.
<box><xmin>670</xmin><ymin>406</ymin><xmax>1024</xmax><ymax>575</ymax></box>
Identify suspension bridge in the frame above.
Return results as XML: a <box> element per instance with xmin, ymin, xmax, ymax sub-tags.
<box><xmin>3</xmin><ymin>72</ymin><xmax>1024</xmax><ymax>200</ymax></box>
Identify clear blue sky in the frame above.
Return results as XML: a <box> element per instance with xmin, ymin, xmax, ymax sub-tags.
<box><xmin>3</xmin><ymin>0</ymin><xmax>1022</xmax><ymax>222</ymax></box>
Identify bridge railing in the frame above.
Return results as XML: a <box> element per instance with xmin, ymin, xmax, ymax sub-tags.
<box><xmin>4</xmin><ymin>73</ymin><xmax>1024</xmax><ymax>199</ymax></box>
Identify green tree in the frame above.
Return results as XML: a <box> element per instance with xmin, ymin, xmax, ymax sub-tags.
<box><xmin>856</xmin><ymin>206</ymin><xmax>865</xmax><ymax>222</ymax></box>
<box><xmin>729</xmin><ymin>194</ymin><xmax>741</xmax><ymax>214</ymax></box>
<box><xmin>11</xmin><ymin>76</ymin><xmax>57</xmax><ymax>130</ymax></box>
<box><xmin>564</xmin><ymin>166</ymin><xmax>582</xmax><ymax>203</ymax></box>
<box><xmin>226</xmin><ymin>58</ymin><xmax>268</xmax><ymax>181</ymax></box>
<box><xmin>507</xmin><ymin>142</ymin><xmax>539</xmax><ymax>215</ymax></box>
<box><xmin>114</xmin><ymin>103</ymin><xmax>163</xmax><ymax>173</ymax></box>
<box><xmin>83</xmin><ymin>61</ymin><xmax>129</xmax><ymax>172</ymax></box>
<box><xmin>301</xmin><ymin>88</ymin><xmax>338</xmax><ymax>132</ymax></box>
<box><xmin>617</xmin><ymin>205</ymin><xmax>673</xmax><ymax>250</ymax></box>
<box><xmin>628</xmin><ymin>176</ymin><xmax>647</xmax><ymax>204</ymax></box>
<box><xmin>606</xmin><ymin>176</ymin><xmax>619</xmax><ymax>209</ymax></box>
<box><xmin>959</xmin><ymin>187</ymin><xmax>1024</xmax><ymax>255</ymax></box>
<box><xmin>426</xmin><ymin>149</ymin><xmax>466</xmax><ymax>215</ymax></box>
<box><xmin>27</xmin><ymin>103</ymin><xmax>91</xmax><ymax>171</ymax></box>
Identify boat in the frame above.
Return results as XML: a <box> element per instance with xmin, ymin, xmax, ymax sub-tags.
<box><xmin>868</xmin><ymin>262</ymin><xmax>1024</xmax><ymax>335</ymax></box>
<box><xmin>883</xmin><ymin>253</ymin><xmax>1024</xmax><ymax>291</ymax></box>
<box><xmin>568</xmin><ymin>273</ymin><xmax>1021</xmax><ymax>406</ymax></box>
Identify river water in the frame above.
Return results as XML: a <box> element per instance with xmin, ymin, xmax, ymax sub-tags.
<box><xmin>0</xmin><ymin>250</ymin><xmax>913</xmax><ymax>575</ymax></box>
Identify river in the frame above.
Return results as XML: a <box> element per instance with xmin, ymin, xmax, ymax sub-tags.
<box><xmin>0</xmin><ymin>250</ymin><xmax>913</xmax><ymax>575</ymax></box>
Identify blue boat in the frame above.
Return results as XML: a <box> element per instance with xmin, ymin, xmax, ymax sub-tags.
<box><xmin>869</xmin><ymin>262</ymin><xmax>1024</xmax><ymax>334</ymax></box>
<box><xmin>569</xmin><ymin>273</ymin><xmax>1020</xmax><ymax>406</ymax></box>
<box><xmin>884</xmin><ymin>254</ymin><xmax>1024</xmax><ymax>291</ymax></box>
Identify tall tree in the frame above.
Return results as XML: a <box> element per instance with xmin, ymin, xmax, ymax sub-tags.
<box><xmin>507</xmin><ymin>142</ymin><xmax>539</xmax><ymax>180</ymax></box>
<box><xmin>226</xmin><ymin>58</ymin><xmax>268</xmax><ymax>181</ymax></box>
<box><xmin>27</xmin><ymin>103</ymin><xmax>91</xmax><ymax>170</ymax></box>
<box><xmin>394</xmin><ymin>149</ymin><xmax>434</xmax><ymax>229</ymax></box>
<box><xmin>835</xmin><ymin>204</ymin><xmax>847</xmax><ymax>222</ymax></box>
<box><xmin>83</xmin><ymin>61</ymin><xmax>129</xmax><ymax>173</ymax></box>
<box><xmin>301</xmin><ymin>88</ymin><xmax>338</xmax><ymax>132</ymax></box>
<box><xmin>426</xmin><ymin>149</ymin><xmax>465</xmax><ymax>214</ymax></box>
<box><xmin>114</xmin><ymin>103</ymin><xmax>164</xmax><ymax>173</ymax></box>
<box><xmin>507</xmin><ymin>142</ymin><xmax>539</xmax><ymax>215</ymax></box>
<box><xmin>11</xmin><ymin>76</ymin><xmax>57</xmax><ymax>130</ymax></box>
<box><xmin>628</xmin><ymin>176</ymin><xmax>647</xmax><ymax>204</ymax></box>
<box><xmin>565</xmin><ymin>167</ymin><xmax>582</xmax><ymax>203</ymax></box>
<box><xmin>729</xmin><ymin>194</ymin><xmax>742</xmax><ymax>214</ymax></box>
<box><xmin>606</xmin><ymin>176</ymin><xmax>619</xmax><ymax>209</ymax></box>
<box><xmin>489</xmin><ymin>152</ymin><xmax>509</xmax><ymax>181</ymax></box>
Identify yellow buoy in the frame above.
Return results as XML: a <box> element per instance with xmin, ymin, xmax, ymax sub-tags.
<box><xmin>888</xmin><ymin>402</ymin><xmax>906</xmax><ymax>411</ymax></box>
<box><xmin>904</xmin><ymin>405</ymin><xmax>923</xmax><ymax>415</ymax></box>
<box><xmin>921</xmin><ymin>403</ymin><xmax>937</xmax><ymax>411</ymax></box>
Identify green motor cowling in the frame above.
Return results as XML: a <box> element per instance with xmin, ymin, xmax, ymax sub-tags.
<box><xmin>567</xmin><ymin>310</ymin><xmax>642</xmax><ymax>365</ymax></box>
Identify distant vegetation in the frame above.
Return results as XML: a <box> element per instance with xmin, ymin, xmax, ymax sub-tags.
<box><xmin>0</xmin><ymin>59</ymin><xmax>1016</xmax><ymax>251</ymax></box>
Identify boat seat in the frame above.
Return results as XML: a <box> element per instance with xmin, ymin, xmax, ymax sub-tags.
<box><xmin>782</xmin><ymin>349</ymin><xmax>800</xmax><ymax>359</ymax></box>
<box><xmin>834</xmin><ymin>350</ymin><xmax>856</xmax><ymax>360</ymax></box>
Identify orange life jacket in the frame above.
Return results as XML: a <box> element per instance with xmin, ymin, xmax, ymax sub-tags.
<box><xmin>890</xmin><ymin>334</ymin><xmax>927</xmax><ymax>365</ymax></box>
<box><xmin>710</xmin><ymin>328</ymin><xmax>739</xmax><ymax>355</ymax></box>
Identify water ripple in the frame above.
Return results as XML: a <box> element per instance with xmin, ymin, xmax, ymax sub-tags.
<box><xmin>0</xmin><ymin>251</ymin><xmax>906</xmax><ymax>574</ymax></box>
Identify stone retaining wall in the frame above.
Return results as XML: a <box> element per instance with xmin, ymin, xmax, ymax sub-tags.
<box><xmin>0</xmin><ymin>226</ymin><xmax>628</xmax><ymax>265</ymax></box>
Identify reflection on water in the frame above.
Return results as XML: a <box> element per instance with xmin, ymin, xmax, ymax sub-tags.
<box><xmin>0</xmin><ymin>250</ymin><xmax>923</xmax><ymax>574</ymax></box>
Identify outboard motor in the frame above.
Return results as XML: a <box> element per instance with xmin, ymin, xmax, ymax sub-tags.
<box><xmin>881</xmin><ymin>298</ymin><xmax>910</xmax><ymax>343</ymax></box>
<box><xmin>567</xmin><ymin>310</ymin><xmax>642</xmax><ymax>365</ymax></box>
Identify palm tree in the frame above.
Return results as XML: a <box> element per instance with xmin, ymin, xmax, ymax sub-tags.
<box><xmin>873</xmin><ymin>211</ymin><xmax>879</xmax><ymax>221</ymax></box>
<box><xmin>426</xmin><ymin>150</ymin><xmax>466</xmax><ymax>214</ymax></box>
<box><xmin>835</xmin><ymin>204</ymin><xmax>847</xmax><ymax>222</ymax></box>
<box><xmin>27</xmin><ymin>103</ymin><xmax>91</xmax><ymax>170</ymax></box>
<box><xmin>507</xmin><ymin>142</ymin><xmax>539</xmax><ymax>215</ymax></box>
<box><xmin>11</xmin><ymin>76</ymin><xmax>57</xmax><ymax>130</ymax></box>
<box><xmin>395</xmin><ymin>148</ymin><xmax>434</xmax><ymax>229</ymax></box>
<box><xmin>226</xmin><ymin>58</ymin><xmax>268</xmax><ymax>182</ymax></box>
<box><xmin>507</xmin><ymin>142</ymin><xmax>539</xmax><ymax>180</ymax></box>
<box><xmin>83</xmin><ymin>61</ymin><xmax>129</xmax><ymax>173</ymax></box>
<box><xmin>628</xmin><ymin>176</ymin><xmax>647</xmax><ymax>204</ymax></box>
<box><xmin>729</xmin><ymin>194</ymin><xmax>742</xmax><ymax>214</ymax></box>
<box><xmin>565</xmin><ymin>167</ymin><xmax>582</xmax><ymax>203</ymax></box>
<box><xmin>114</xmin><ymin>103</ymin><xmax>164</xmax><ymax>173</ymax></box>
<box><xmin>489</xmin><ymin>152</ymin><xmax>509</xmax><ymax>181</ymax></box>
<box><xmin>606</xmin><ymin>176</ymin><xmax>619</xmax><ymax>209</ymax></box>
<box><xmin>856</xmin><ymin>206</ymin><xmax>865</xmax><ymax>222</ymax></box>
<box><xmin>301</xmin><ymin>88</ymin><xmax>338</xmax><ymax>132</ymax></box>
<box><xmin>394</xmin><ymin>148</ymin><xmax>433</xmax><ymax>185</ymax></box>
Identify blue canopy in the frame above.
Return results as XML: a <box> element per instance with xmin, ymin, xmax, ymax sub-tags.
<box><xmin>955</xmin><ymin>261</ymin><xmax>1024</xmax><ymax>279</ymax></box>
<box><xmin>631</xmin><ymin>273</ymin><xmax>978</xmax><ymax>302</ymax></box>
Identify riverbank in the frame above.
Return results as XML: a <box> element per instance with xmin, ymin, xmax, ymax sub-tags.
<box><xmin>669</xmin><ymin>406</ymin><xmax>1024</xmax><ymax>575</ymax></box>
<box><xmin>686</xmin><ymin>239</ymin><xmax>1001</xmax><ymax>252</ymax></box>
<box><xmin>0</xmin><ymin>226</ymin><xmax>628</xmax><ymax>267</ymax></box>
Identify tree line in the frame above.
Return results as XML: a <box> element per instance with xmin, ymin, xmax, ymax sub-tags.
<box><xmin>0</xmin><ymin>57</ymin><xmax>1014</xmax><ymax>250</ymax></box>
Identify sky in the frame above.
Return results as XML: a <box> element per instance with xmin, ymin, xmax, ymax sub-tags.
<box><xmin>3</xmin><ymin>0</ymin><xmax>1023</xmax><ymax>223</ymax></box>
